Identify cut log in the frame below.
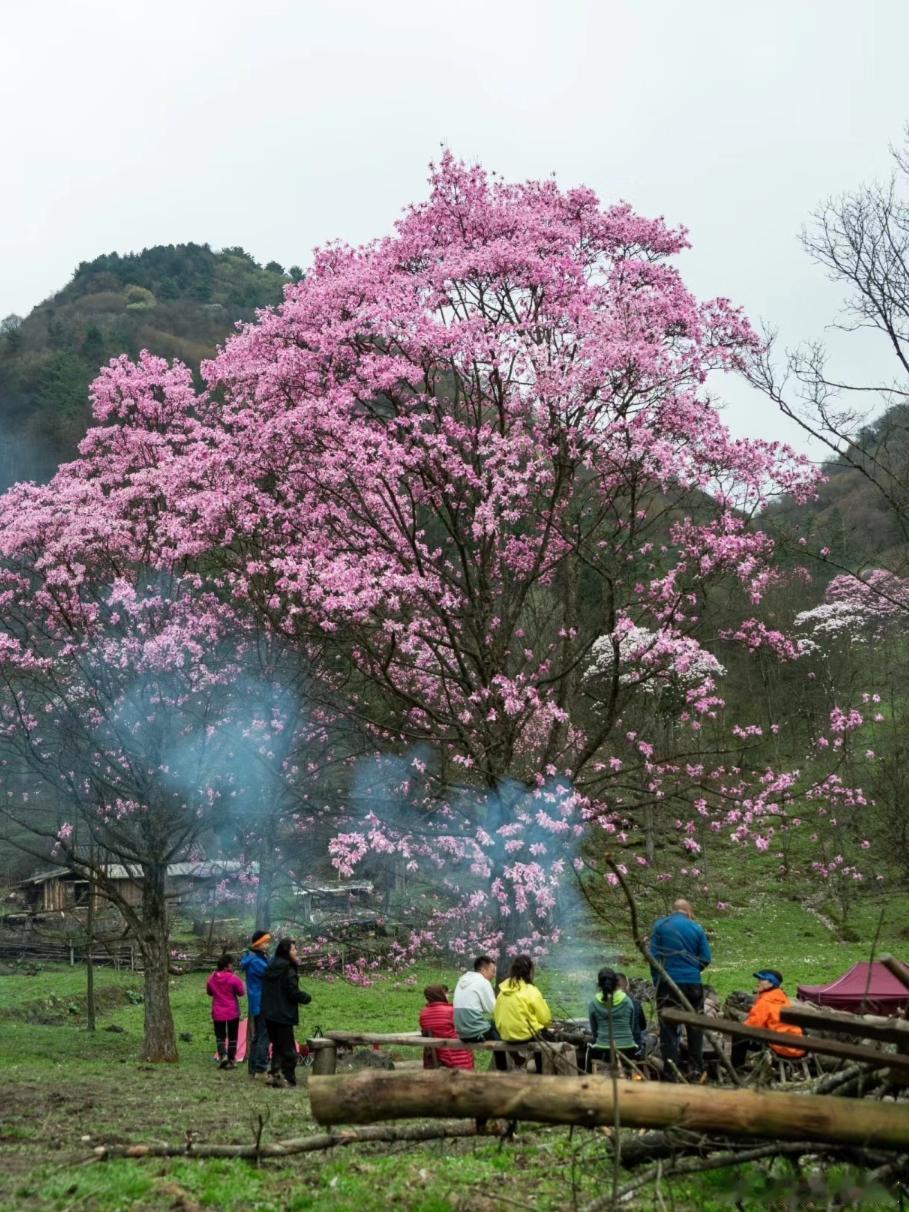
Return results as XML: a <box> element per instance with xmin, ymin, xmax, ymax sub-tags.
<box><xmin>659</xmin><ymin>1008</ymin><xmax>909</xmax><ymax>1073</ymax></box>
<box><xmin>780</xmin><ymin>1003</ymin><xmax>909</xmax><ymax>1045</ymax></box>
<box><xmin>309</xmin><ymin>1071</ymin><xmax>909</xmax><ymax>1150</ymax></box>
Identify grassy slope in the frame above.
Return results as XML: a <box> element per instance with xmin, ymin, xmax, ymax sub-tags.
<box><xmin>0</xmin><ymin>891</ymin><xmax>906</xmax><ymax>1211</ymax></box>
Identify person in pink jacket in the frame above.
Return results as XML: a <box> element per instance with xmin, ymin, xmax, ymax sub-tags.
<box><xmin>206</xmin><ymin>953</ymin><xmax>246</xmax><ymax>1069</ymax></box>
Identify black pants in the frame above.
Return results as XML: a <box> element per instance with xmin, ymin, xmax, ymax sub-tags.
<box><xmin>731</xmin><ymin>1038</ymin><xmax>762</xmax><ymax>1069</ymax></box>
<box><xmin>505</xmin><ymin>1036</ymin><xmax>546</xmax><ymax>1073</ymax></box>
<box><xmin>247</xmin><ymin>1011</ymin><xmax>270</xmax><ymax>1074</ymax></box>
<box><xmin>461</xmin><ymin>1022</ymin><xmax>508</xmax><ymax>1072</ymax></box>
<box><xmin>656</xmin><ymin>982</ymin><xmax>704</xmax><ymax>1080</ymax></box>
<box><xmin>266</xmin><ymin>1020</ymin><xmax>298</xmax><ymax>1085</ymax></box>
<box><xmin>586</xmin><ymin>1045</ymin><xmax>640</xmax><ymax>1074</ymax></box>
<box><xmin>214</xmin><ymin>1018</ymin><xmax>239</xmax><ymax>1062</ymax></box>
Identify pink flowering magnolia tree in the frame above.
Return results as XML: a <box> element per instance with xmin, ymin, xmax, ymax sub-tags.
<box><xmin>0</xmin><ymin>158</ymin><xmax>874</xmax><ymax>987</ymax></box>
<box><xmin>98</xmin><ymin>155</ymin><xmax>862</xmax><ymax>959</ymax></box>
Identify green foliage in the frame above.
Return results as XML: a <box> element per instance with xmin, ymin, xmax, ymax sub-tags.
<box><xmin>0</xmin><ymin>243</ymin><xmax>292</xmax><ymax>485</ymax></box>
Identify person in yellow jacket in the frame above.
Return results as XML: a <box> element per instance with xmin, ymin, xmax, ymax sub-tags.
<box><xmin>494</xmin><ymin>955</ymin><xmax>553</xmax><ymax>1071</ymax></box>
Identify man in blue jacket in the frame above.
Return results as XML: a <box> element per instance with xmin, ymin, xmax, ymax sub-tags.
<box><xmin>649</xmin><ymin>899</ymin><xmax>712</xmax><ymax>1081</ymax></box>
<box><xmin>240</xmin><ymin>930</ymin><xmax>272</xmax><ymax>1076</ymax></box>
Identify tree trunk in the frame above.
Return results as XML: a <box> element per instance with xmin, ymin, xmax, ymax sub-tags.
<box><xmin>643</xmin><ymin>802</ymin><xmax>655</xmax><ymax>864</ymax></box>
<box><xmin>254</xmin><ymin>857</ymin><xmax>274</xmax><ymax>932</ymax></box>
<box><xmin>255</xmin><ymin>822</ymin><xmax>278</xmax><ymax>931</ymax></box>
<box><xmin>309</xmin><ymin>1071</ymin><xmax>909</xmax><ymax>1151</ymax></box>
<box><xmin>139</xmin><ymin>862</ymin><xmax>178</xmax><ymax>1062</ymax></box>
<box><xmin>85</xmin><ymin>871</ymin><xmax>96</xmax><ymax>1033</ymax></box>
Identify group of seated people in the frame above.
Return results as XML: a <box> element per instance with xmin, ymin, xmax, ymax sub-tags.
<box><xmin>418</xmin><ymin>953</ymin><xmax>647</xmax><ymax>1073</ymax></box>
<box><xmin>419</xmin><ymin>954</ymin><xmax>806</xmax><ymax>1077</ymax></box>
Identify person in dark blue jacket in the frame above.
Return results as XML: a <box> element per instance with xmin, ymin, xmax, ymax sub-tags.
<box><xmin>649</xmin><ymin>899</ymin><xmax>712</xmax><ymax>1081</ymax></box>
<box><xmin>240</xmin><ymin>930</ymin><xmax>272</xmax><ymax>1076</ymax></box>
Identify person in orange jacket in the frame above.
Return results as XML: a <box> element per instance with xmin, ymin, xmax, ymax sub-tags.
<box><xmin>732</xmin><ymin>968</ymin><xmax>806</xmax><ymax>1068</ymax></box>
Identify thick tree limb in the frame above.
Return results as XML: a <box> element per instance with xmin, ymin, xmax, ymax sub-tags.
<box><xmin>309</xmin><ymin>1071</ymin><xmax>909</xmax><ymax>1150</ymax></box>
<box><xmin>660</xmin><ymin>1008</ymin><xmax>909</xmax><ymax>1073</ymax></box>
<box><xmin>91</xmin><ymin>1120</ymin><xmax>491</xmax><ymax>1161</ymax></box>
<box><xmin>780</xmin><ymin>1003</ymin><xmax>909</xmax><ymax>1045</ymax></box>
<box><xmin>881</xmin><ymin>955</ymin><xmax>909</xmax><ymax>994</ymax></box>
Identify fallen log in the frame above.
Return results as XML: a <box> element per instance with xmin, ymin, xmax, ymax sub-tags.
<box><xmin>781</xmin><ymin>1003</ymin><xmax>909</xmax><ymax>1045</ymax></box>
<box><xmin>309</xmin><ymin>1071</ymin><xmax>909</xmax><ymax>1150</ymax></box>
<box><xmin>880</xmin><ymin>955</ymin><xmax>909</xmax><ymax>994</ymax></box>
<box><xmin>91</xmin><ymin>1120</ymin><xmax>490</xmax><ymax>1161</ymax></box>
<box><xmin>659</xmin><ymin>1008</ymin><xmax>909</xmax><ymax>1073</ymax></box>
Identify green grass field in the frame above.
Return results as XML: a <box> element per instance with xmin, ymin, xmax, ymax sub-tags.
<box><xmin>1</xmin><ymin>889</ymin><xmax>906</xmax><ymax>1211</ymax></box>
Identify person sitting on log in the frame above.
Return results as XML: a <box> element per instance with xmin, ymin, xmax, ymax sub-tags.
<box><xmin>453</xmin><ymin>955</ymin><xmax>507</xmax><ymax>1071</ymax></box>
<box><xmin>587</xmin><ymin>967</ymin><xmax>642</xmax><ymax>1073</ymax></box>
<box><xmin>731</xmin><ymin>968</ymin><xmax>806</xmax><ymax>1069</ymax></box>
<box><xmin>494</xmin><ymin>954</ymin><xmax>553</xmax><ymax>1073</ymax></box>
<box><xmin>419</xmin><ymin>985</ymin><xmax>475</xmax><ymax>1070</ymax></box>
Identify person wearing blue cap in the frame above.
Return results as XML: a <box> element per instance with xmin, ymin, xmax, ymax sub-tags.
<box><xmin>731</xmin><ymin>968</ymin><xmax>805</xmax><ymax>1069</ymax></box>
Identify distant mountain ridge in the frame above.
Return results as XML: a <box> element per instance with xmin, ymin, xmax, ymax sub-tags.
<box><xmin>0</xmin><ymin>242</ymin><xmax>301</xmax><ymax>490</ymax></box>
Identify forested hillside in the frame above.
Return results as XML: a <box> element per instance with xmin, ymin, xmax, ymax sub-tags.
<box><xmin>767</xmin><ymin>404</ymin><xmax>909</xmax><ymax>573</ymax></box>
<box><xmin>0</xmin><ymin>243</ymin><xmax>300</xmax><ymax>488</ymax></box>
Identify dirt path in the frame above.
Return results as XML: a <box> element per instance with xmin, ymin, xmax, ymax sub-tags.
<box><xmin>805</xmin><ymin>892</ymin><xmax>841</xmax><ymax>939</ymax></box>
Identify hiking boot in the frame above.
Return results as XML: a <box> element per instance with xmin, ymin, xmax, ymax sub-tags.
<box><xmin>224</xmin><ymin>1060</ymin><xmax>236</xmax><ymax>1070</ymax></box>
<box><xmin>267</xmin><ymin>1072</ymin><xmax>286</xmax><ymax>1088</ymax></box>
<box><xmin>218</xmin><ymin>1058</ymin><xmax>229</xmax><ymax>1070</ymax></box>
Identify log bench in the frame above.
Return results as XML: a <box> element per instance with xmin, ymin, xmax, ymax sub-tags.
<box><xmin>307</xmin><ymin>1031</ymin><xmax>577</xmax><ymax>1075</ymax></box>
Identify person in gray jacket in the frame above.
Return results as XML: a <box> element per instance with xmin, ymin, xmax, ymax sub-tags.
<box><xmin>453</xmin><ymin>955</ymin><xmax>507</xmax><ymax>1071</ymax></box>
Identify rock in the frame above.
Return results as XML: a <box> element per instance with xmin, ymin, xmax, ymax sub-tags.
<box><xmin>104</xmin><ymin>1024</ymin><xmax>126</xmax><ymax>1033</ymax></box>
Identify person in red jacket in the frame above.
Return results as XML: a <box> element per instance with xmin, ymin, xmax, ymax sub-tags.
<box><xmin>206</xmin><ymin>953</ymin><xmax>246</xmax><ymax>1069</ymax></box>
<box><xmin>732</xmin><ymin>968</ymin><xmax>805</xmax><ymax>1069</ymax></box>
<box><xmin>419</xmin><ymin>986</ymin><xmax>475</xmax><ymax>1070</ymax></box>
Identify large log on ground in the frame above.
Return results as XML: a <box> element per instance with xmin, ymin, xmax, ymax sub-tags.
<box><xmin>659</xmin><ymin>1008</ymin><xmax>909</xmax><ymax>1073</ymax></box>
<box><xmin>309</xmin><ymin>1071</ymin><xmax>909</xmax><ymax>1150</ymax></box>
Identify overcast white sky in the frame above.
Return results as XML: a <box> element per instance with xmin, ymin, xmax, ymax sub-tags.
<box><xmin>3</xmin><ymin>0</ymin><xmax>908</xmax><ymax>451</ymax></box>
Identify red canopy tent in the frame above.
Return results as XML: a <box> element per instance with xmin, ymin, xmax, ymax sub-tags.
<box><xmin>797</xmin><ymin>962</ymin><xmax>909</xmax><ymax>1016</ymax></box>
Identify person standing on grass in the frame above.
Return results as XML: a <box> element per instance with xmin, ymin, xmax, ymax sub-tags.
<box><xmin>650</xmin><ymin>898</ymin><xmax>712</xmax><ymax>1082</ymax></box>
<box><xmin>206</xmin><ymin>953</ymin><xmax>246</xmax><ymax>1069</ymax></box>
<box><xmin>453</xmin><ymin>955</ymin><xmax>507</xmax><ymax>1072</ymax></box>
<box><xmin>240</xmin><ymin>930</ymin><xmax>272</xmax><ymax>1078</ymax></box>
<box><xmin>587</xmin><ymin>967</ymin><xmax>640</xmax><ymax>1073</ymax></box>
<box><xmin>261</xmin><ymin>937</ymin><xmax>312</xmax><ymax>1088</ymax></box>
<box><xmin>419</xmin><ymin>986</ymin><xmax>475</xmax><ymax>1070</ymax></box>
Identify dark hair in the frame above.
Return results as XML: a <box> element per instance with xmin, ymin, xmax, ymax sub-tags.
<box><xmin>597</xmin><ymin>967</ymin><xmax>618</xmax><ymax>998</ymax></box>
<box><xmin>216</xmin><ymin>953</ymin><xmax>233</xmax><ymax>971</ymax></box>
<box><xmin>508</xmin><ymin>954</ymin><xmax>534</xmax><ymax>984</ymax></box>
<box><xmin>474</xmin><ymin>955</ymin><xmax>495</xmax><ymax>972</ymax></box>
<box><xmin>275</xmin><ymin>938</ymin><xmax>297</xmax><ymax>962</ymax></box>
